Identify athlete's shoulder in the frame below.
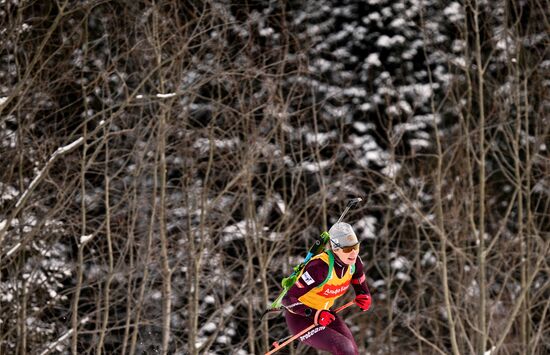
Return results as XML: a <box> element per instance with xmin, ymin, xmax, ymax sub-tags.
<box><xmin>353</xmin><ymin>255</ymin><xmax>365</xmax><ymax>275</ymax></box>
<box><xmin>302</xmin><ymin>257</ymin><xmax>329</xmax><ymax>285</ymax></box>
<box><xmin>311</xmin><ymin>250</ymin><xmax>332</xmax><ymax>262</ymax></box>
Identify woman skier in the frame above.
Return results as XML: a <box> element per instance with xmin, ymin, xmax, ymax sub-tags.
<box><xmin>281</xmin><ymin>222</ymin><xmax>371</xmax><ymax>355</ymax></box>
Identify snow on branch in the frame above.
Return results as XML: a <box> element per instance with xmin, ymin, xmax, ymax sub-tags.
<box><xmin>136</xmin><ymin>92</ymin><xmax>177</xmax><ymax>99</ymax></box>
<box><xmin>80</xmin><ymin>234</ymin><xmax>94</xmax><ymax>245</ymax></box>
<box><xmin>39</xmin><ymin>316</ymin><xmax>90</xmax><ymax>355</ymax></box>
<box><xmin>15</xmin><ymin>137</ymin><xmax>84</xmax><ymax>209</ymax></box>
<box><xmin>5</xmin><ymin>242</ymin><xmax>21</xmax><ymax>258</ymax></box>
<box><xmin>1</xmin><ymin>119</ymin><xmax>107</xmax><ymax>251</ymax></box>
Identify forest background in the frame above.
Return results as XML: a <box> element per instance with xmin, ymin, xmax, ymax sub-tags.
<box><xmin>0</xmin><ymin>0</ymin><xmax>548</xmax><ymax>354</ymax></box>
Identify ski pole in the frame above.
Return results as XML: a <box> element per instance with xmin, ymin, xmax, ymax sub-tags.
<box><xmin>265</xmin><ymin>301</ymin><xmax>355</xmax><ymax>355</ymax></box>
<box><xmin>336</xmin><ymin>197</ymin><xmax>363</xmax><ymax>224</ymax></box>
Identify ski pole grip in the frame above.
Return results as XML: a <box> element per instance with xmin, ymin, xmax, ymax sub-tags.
<box><xmin>336</xmin><ymin>197</ymin><xmax>363</xmax><ymax>224</ymax></box>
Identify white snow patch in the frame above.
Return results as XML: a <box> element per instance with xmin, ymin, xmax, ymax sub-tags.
<box><xmin>452</xmin><ymin>57</ymin><xmax>467</xmax><ymax>69</ymax></box>
<box><xmin>391</xmin><ymin>256</ymin><xmax>410</xmax><ymax>270</ymax></box>
<box><xmin>305</xmin><ymin>131</ymin><xmax>337</xmax><ymax>145</ymax></box>
<box><xmin>372</xmin><ymin>279</ymin><xmax>385</xmax><ymax>288</ymax></box>
<box><xmin>390</xmin><ymin>18</ymin><xmax>406</xmax><ymax>28</ymax></box>
<box><xmin>466</xmin><ymin>279</ymin><xmax>480</xmax><ymax>298</ymax></box>
<box><xmin>80</xmin><ymin>234</ymin><xmax>94</xmax><ymax>244</ymax></box>
<box><xmin>376</xmin><ymin>35</ymin><xmax>405</xmax><ymax>48</ymax></box>
<box><xmin>223</xmin><ymin>221</ymin><xmax>247</xmax><ymax>242</ymax></box>
<box><xmin>382</xmin><ymin>162</ymin><xmax>401</xmax><ymax>178</ymax></box>
<box><xmin>274</xmin><ymin>194</ymin><xmax>286</xmax><ymax>214</ymax></box>
<box><xmin>410</xmin><ymin>138</ymin><xmax>430</xmax><ymax>148</ymax></box>
<box><xmin>313</xmin><ymin>58</ymin><xmax>332</xmax><ymax>72</ymax></box>
<box><xmin>0</xmin><ymin>97</ymin><xmax>7</xmax><ymax>105</ymax></box>
<box><xmin>259</xmin><ymin>27</ymin><xmax>274</xmax><ymax>36</ymax></box>
<box><xmin>1</xmin><ymin>292</ymin><xmax>13</xmax><ymax>302</ymax></box>
<box><xmin>444</xmin><ymin>2</ymin><xmax>465</xmax><ymax>23</ymax></box>
<box><xmin>395</xmin><ymin>122</ymin><xmax>426</xmax><ymax>135</ymax></box>
<box><xmin>300</xmin><ymin>160</ymin><xmax>332</xmax><ymax>173</ymax></box>
<box><xmin>333</xmin><ymin>48</ymin><xmax>351</xmax><ymax>59</ymax></box>
<box><xmin>351</xmin><ymin>135</ymin><xmax>388</xmax><ymax>167</ymax></box>
<box><xmin>323</xmin><ymin>104</ymin><xmax>349</xmax><ymax>119</ymax></box>
<box><xmin>398</xmin><ymin>101</ymin><xmax>413</xmax><ymax>115</ymax></box>
<box><xmin>363</xmin><ymin>12</ymin><xmax>381</xmax><ymax>26</ymax></box>
<box><xmin>421</xmin><ymin>251</ymin><xmax>436</xmax><ymax>266</ymax></box>
<box><xmin>157</xmin><ymin>93</ymin><xmax>176</xmax><ymax>98</ymax></box>
<box><xmin>365</xmin><ymin>53</ymin><xmax>381</xmax><ymax>67</ymax></box>
<box><xmin>353</xmin><ymin>122</ymin><xmax>375</xmax><ymax>133</ymax></box>
<box><xmin>386</xmin><ymin>106</ymin><xmax>400</xmax><ymax>117</ymax></box>
<box><xmin>0</xmin><ymin>183</ymin><xmax>18</xmax><ymax>201</ymax></box>
<box><xmin>378</xmin><ymin>86</ymin><xmax>396</xmax><ymax>96</ymax></box>
<box><xmin>193</xmin><ymin>137</ymin><xmax>240</xmax><ymax>154</ymax></box>
<box><xmin>355</xmin><ymin>216</ymin><xmax>377</xmax><ymax>240</ymax></box>
<box><xmin>452</xmin><ymin>39</ymin><xmax>466</xmax><ymax>53</ymax></box>
<box><xmin>396</xmin><ymin>272</ymin><xmax>411</xmax><ymax>282</ymax></box>
<box><xmin>365</xmin><ymin>150</ymin><xmax>384</xmax><ymax>162</ymax></box>
<box><xmin>137</xmin><ymin>92</ymin><xmax>177</xmax><ymax>99</ymax></box>
<box><xmin>359</xmin><ymin>103</ymin><xmax>373</xmax><ymax>112</ymax></box>
<box><xmin>399</xmin><ymin>84</ymin><xmax>434</xmax><ymax>105</ymax></box>
<box><xmin>402</xmin><ymin>48</ymin><xmax>417</xmax><ymax>59</ymax></box>
<box><xmin>381</xmin><ymin>7</ymin><xmax>392</xmax><ymax>17</ymax></box>
<box><xmin>202</xmin><ymin>322</ymin><xmax>217</xmax><ymax>333</ymax></box>
<box><xmin>376</xmin><ymin>35</ymin><xmax>392</xmax><ymax>48</ymax></box>
<box><xmin>1</xmin><ymin>126</ymin><xmax>17</xmax><ymax>148</ymax></box>
<box><xmin>216</xmin><ymin>335</ymin><xmax>230</xmax><ymax>344</ymax></box>
<box><xmin>195</xmin><ymin>337</ymin><xmax>207</xmax><ymax>349</ymax></box>
<box><xmin>222</xmin><ymin>305</ymin><xmax>234</xmax><ymax>316</ymax></box>
<box><xmin>343</xmin><ymin>87</ymin><xmax>367</xmax><ymax>97</ymax></box>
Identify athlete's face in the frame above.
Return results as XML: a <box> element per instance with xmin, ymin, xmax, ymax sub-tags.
<box><xmin>333</xmin><ymin>243</ymin><xmax>360</xmax><ymax>265</ymax></box>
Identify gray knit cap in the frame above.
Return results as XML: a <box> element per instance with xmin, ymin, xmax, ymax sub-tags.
<box><xmin>328</xmin><ymin>222</ymin><xmax>358</xmax><ymax>248</ymax></box>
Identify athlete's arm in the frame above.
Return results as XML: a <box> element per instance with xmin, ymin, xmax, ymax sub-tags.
<box><xmin>351</xmin><ymin>256</ymin><xmax>371</xmax><ymax>296</ymax></box>
<box><xmin>281</xmin><ymin>259</ymin><xmax>328</xmax><ymax>317</ymax></box>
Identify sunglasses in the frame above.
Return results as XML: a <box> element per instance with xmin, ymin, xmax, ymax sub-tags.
<box><xmin>339</xmin><ymin>243</ymin><xmax>360</xmax><ymax>253</ymax></box>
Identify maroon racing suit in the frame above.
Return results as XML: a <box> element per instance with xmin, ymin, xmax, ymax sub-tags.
<box><xmin>282</xmin><ymin>252</ymin><xmax>371</xmax><ymax>355</ymax></box>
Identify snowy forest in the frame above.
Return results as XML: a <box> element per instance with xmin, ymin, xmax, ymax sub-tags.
<box><xmin>0</xmin><ymin>0</ymin><xmax>548</xmax><ymax>354</ymax></box>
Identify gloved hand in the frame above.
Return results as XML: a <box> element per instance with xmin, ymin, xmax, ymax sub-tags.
<box><xmin>355</xmin><ymin>294</ymin><xmax>371</xmax><ymax>311</ymax></box>
<box><xmin>314</xmin><ymin>309</ymin><xmax>335</xmax><ymax>326</ymax></box>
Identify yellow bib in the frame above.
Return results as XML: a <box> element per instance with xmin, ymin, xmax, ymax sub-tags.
<box><xmin>298</xmin><ymin>251</ymin><xmax>354</xmax><ymax>310</ymax></box>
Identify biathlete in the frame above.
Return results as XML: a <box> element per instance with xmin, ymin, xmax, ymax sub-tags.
<box><xmin>282</xmin><ymin>222</ymin><xmax>371</xmax><ymax>355</ymax></box>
